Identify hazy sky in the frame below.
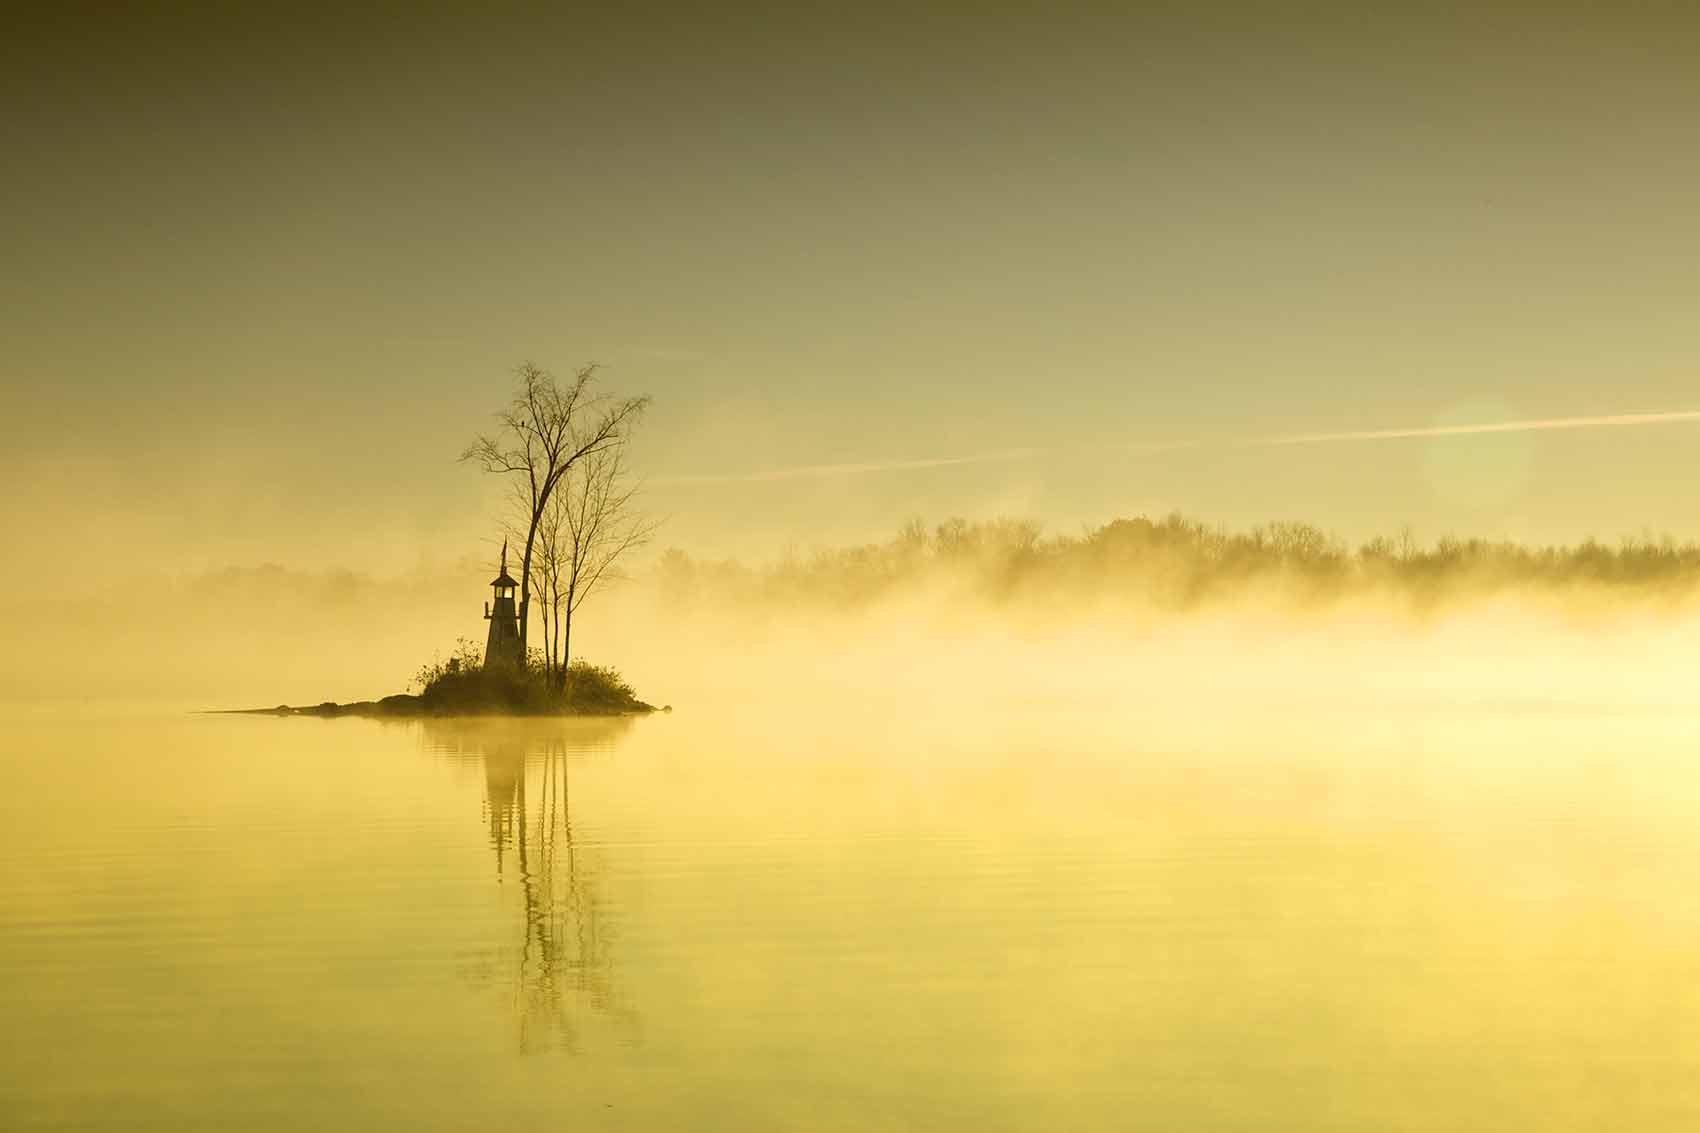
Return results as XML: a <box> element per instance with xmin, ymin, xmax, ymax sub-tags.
<box><xmin>6</xmin><ymin>2</ymin><xmax>1700</xmax><ymax>584</ymax></box>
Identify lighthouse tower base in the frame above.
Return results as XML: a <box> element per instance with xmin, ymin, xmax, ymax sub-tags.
<box><xmin>484</xmin><ymin>606</ymin><xmax>523</xmax><ymax>669</ymax></box>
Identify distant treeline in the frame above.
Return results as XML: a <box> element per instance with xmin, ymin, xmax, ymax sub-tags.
<box><xmin>655</xmin><ymin>515</ymin><xmax>1700</xmax><ymax>611</ymax></box>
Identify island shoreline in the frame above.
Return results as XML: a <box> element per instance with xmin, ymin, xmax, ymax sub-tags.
<box><xmin>208</xmin><ymin>695</ymin><xmax>664</xmax><ymax>719</ymax></box>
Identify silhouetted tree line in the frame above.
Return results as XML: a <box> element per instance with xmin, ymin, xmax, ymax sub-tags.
<box><xmin>655</xmin><ymin>514</ymin><xmax>1700</xmax><ymax>612</ymax></box>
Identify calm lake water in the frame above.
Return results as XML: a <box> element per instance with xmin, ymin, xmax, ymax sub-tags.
<box><xmin>4</xmin><ymin>698</ymin><xmax>1700</xmax><ymax>1129</ymax></box>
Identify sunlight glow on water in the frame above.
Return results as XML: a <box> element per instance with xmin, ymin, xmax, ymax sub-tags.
<box><xmin>3</xmin><ymin>702</ymin><xmax>1700</xmax><ymax>1129</ymax></box>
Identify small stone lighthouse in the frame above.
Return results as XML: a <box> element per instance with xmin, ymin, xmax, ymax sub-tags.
<box><xmin>483</xmin><ymin>541</ymin><xmax>523</xmax><ymax>669</ymax></box>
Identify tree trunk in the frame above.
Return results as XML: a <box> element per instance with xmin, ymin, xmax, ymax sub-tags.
<box><xmin>551</xmin><ymin>595</ymin><xmax>563</xmax><ymax>680</ymax></box>
<box><xmin>558</xmin><ymin>604</ymin><xmax>573</xmax><ymax>694</ymax></box>
<box><xmin>519</xmin><ymin>480</ymin><xmax>559</xmax><ymax>652</ymax></box>
<box><xmin>518</xmin><ymin>537</ymin><xmax>533</xmax><ymax>650</ymax></box>
<box><xmin>536</xmin><ymin>592</ymin><xmax>550</xmax><ymax>676</ymax></box>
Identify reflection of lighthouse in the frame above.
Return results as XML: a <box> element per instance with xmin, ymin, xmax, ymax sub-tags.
<box><xmin>420</xmin><ymin>718</ymin><xmax>636</xmax><ymax>1052</ymax></box>
<box><xmin>482</xmin><ymin>743</ymin><xmax>524</xmax><ymax>881</ymax></box>
<box><xmin>473</xmin><ymin>727</ymin><xmax>621</xmax><ymax>1050</ymax></box>
<box><xmin>483</xmin><ymin>541</ymin><xmax>523</xmax><ymax>669</ymax></box>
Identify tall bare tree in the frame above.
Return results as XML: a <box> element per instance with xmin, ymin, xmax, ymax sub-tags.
<box><xmin>461</xmin><ymin>363</ymin><xmax>648</xmax><ymax>655</ymax></box>
<box><xmin>529</xmin><ymin>441</ymin><xmax>657</xmax><ymax>689</ymax></box>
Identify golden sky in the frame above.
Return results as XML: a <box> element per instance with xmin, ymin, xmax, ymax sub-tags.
<box><xmin>5</xmin><ymin>2</ymin><xmax>1700</xmax><ymax>584</ymax></box>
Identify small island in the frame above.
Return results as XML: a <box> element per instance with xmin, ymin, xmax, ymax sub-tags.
<box><xmin>251</xmin><ymin>661</ymin><xmax>658</xmax><ymax>719</ymax></box>
<box><xmin>237</xmin><ymin>543</ymin><xmax>662</xmax><ymax>719</ymax></box>
<box><xmin>225</xmin><ymin>363</ymin><xmax>666</xmax><ymax>720</ymax></box>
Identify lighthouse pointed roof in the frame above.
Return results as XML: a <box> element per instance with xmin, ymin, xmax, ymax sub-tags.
<box><xmin>490</xmin><ymin>540</ymin><xmax>518</xmax><ymax>588</ymax></box>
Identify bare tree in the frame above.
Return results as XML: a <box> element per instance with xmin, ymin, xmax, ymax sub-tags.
<box><xmin>461</xmin><ymin>363</ymin><xmax>648</xmax><ymax>656</ymax></box>
<box><xmin>529</xmin><ymin>441</ymin><xmax>657</xmax><ymax>690</ymax></box>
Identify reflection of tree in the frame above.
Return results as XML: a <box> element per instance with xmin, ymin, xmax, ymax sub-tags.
<box><xmin>420</xmin><ymin>717</ymin><xmax>636</xmax><ymax>1053</ymax></box>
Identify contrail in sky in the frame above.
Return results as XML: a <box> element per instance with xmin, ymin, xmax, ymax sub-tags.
<box><xmin>657</xmin><ymin>408</ymin><xmax>1700</xmax><ymax>484</ymax></box>
<box><xmin>659</xmin><ymin>447</ymin><xmax>1042</xmax><ymax>485</ymax></box>
<box><xmin>1253</xmin><ymin>409</ymin><xmax>1700</xmax><ymax>447</ymax></box>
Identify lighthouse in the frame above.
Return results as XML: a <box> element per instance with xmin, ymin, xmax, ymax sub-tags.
<box><xmin>483</xmin><ymin>541</ymin><xmax>523</xmax><ymax>669</ymax></box>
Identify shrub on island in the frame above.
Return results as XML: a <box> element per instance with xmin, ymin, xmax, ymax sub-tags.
<box><xmin>411</xmin><ymin>640</ymin><xmax>652</xmax><ymax>715</ymax></box>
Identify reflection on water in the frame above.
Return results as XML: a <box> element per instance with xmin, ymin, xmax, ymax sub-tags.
<box><xmin>6</xmin><ymin>702</ymin><xmax>1700</xmax><ymax>1129</ymax></box>
<box><xmin>421</xmin><ymin>718</ymin><xmax>636</xmax><ymax>1054</ymax></box>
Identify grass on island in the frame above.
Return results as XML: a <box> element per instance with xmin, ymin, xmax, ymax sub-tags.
<box><xmin>261</xmin><ymin>640</ymin><xmax>657</xmax><ymax>718</ymax></box>
<box><xmin>407</xmin><ymin>640</ymin><xmax>654</xmax><ymax>716</ymax></box>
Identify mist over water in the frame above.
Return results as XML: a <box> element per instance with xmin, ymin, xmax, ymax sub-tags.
<box><xmin>6</xmin><ymin>518</ymin><xmax>1700</xmax><ymax>1128</ymax></box>
<box><xmin>9</xmin><ymin>515</ymin><xmax>1700</xmax><ymax>716</ymax></box>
